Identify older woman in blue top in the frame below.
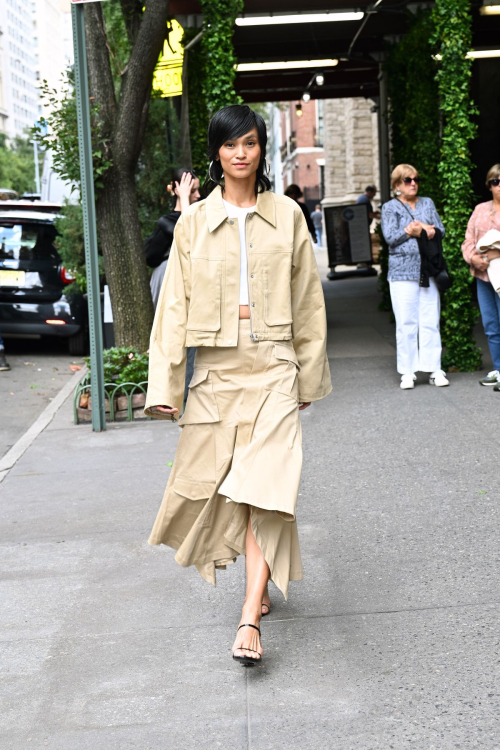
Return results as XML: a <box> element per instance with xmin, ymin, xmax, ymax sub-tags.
<box><xmin>381</xmin><ymin>163</ymin><xmax>449</xmax><ymax>390</ymax></box>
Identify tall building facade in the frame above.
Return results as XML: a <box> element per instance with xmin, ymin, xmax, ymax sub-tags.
<box><xmin>0</xmin><ymin>0</ymin><xmax>70</xmax><ymax>139</ymax></box>
<box><xmin>0</xmin><ymin>0</ymin><xmax>39</xmax><ymax>138</ymax></box>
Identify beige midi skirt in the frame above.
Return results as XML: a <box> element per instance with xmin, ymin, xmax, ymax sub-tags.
<box><xmin>148</xmin><ymin>320</ymin><xmax>304</xmax><ymax>599</ymax></box>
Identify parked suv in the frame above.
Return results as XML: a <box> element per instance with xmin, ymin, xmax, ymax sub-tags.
<box><xmin>0</xmin><ymin>200</ymin><xmax>87</xmax><ymax>355</ymax></box>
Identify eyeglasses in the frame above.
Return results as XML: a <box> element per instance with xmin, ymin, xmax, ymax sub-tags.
<box><xmin>402</xmin><ymin>176</ymin><xmax>420</xmax><ymax>185</ymax></box>
<box><xmin>488</xmin><ymin>178</ymin><xmax>500</xmax><ymax>187</ymax></box>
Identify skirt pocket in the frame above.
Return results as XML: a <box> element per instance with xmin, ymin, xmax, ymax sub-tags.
<box><xmin>179</xmin><ymin>368</ymin><xmax>220</xmax><ymax>425</ymax></box>
<box><xmin>262</xmin><ymin>344</ymin><xmax>300</xmax><ymax>401</ymax></box>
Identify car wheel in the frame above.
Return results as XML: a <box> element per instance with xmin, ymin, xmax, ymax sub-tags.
<box><xmin>68</xmin><ymin>329</ymin><xmax>88</xmax><ymax>356</ymax></box>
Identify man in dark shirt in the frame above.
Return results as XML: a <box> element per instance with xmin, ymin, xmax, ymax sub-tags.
<box><xmin>356</xmin><ymin>185</ymin><xmax>381</xmax><ymax>226</ymax></box>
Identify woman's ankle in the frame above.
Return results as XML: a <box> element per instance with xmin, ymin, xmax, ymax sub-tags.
<box><xmin>241</xmin><ymin>602</ymin><xmax>262</xmax><ymax>623</ymax></box>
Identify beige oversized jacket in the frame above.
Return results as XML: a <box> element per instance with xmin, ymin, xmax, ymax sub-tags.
<box><xmin>145</xmin><ymin>186</ymin><xmax>332</xmax><ymax>419</ymax></box>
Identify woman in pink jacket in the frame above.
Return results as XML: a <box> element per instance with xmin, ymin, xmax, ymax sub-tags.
<box><xmin>462</xmin><ymin>164</ymin><xmax>500</xmax><ymax>389</ymax></box>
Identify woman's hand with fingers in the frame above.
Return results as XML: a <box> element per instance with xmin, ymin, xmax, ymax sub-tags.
<box><xmin>174</xmin><ymin>172</ymin><xmax>195</xmax><ymax>214</ymax></box>
<box><xmin>154</xmin><ymin>405</ymin><xmax>179</xmax><ymax>416</ymax></box>
<box><xmin>299</xmin><ymin>402</ymin><xmax>311</xmax><ymax>411</ymax></box>
<box><xmin>471</xmin><ymin>252</ymin><xmax>490</xmax><ymax>272</ymax></box>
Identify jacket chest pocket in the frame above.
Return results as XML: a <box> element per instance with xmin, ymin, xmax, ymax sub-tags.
<box><xmin>262</xmin><ymin>255</ymin><xmax>293</xmax><ymax>326</ymax></box>
<box><xmin>187</xmin><ymin>258</ymin><xmax>221</xmax><ymax>332</ymax></box>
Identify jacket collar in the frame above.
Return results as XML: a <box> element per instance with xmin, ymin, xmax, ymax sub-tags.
<box><xmin>205</xmin><ymin>185</ymin><xmax>277</xmax><ymax>232</ymax></box>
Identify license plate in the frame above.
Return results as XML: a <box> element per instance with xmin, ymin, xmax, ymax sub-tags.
<box><xmin>0</xmin><ymin>270</ymin><xmax>26</xmax><ymax>287</ymax></box>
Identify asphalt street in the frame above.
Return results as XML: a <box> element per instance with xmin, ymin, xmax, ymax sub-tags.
<box><xmin>0</xmin><ymin>251</ymin><xmax>498</xmax><ymax>749</ymax></box>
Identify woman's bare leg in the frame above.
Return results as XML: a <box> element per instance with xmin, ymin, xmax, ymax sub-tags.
<box><xmin>232</xmin><ymin>511</ymin><xmax>269</xmax><ymax>659</ymax></box>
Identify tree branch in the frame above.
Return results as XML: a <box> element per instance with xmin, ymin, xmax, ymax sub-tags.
<box><xmin>115</xmin><ymin>0</ymin><xmax>170</xmax><ymax>170</ymax></box>
<box><xmin>119</xmin><ymin>0</ymin><xmax>142</xmax><ymax>45</ymax></box>
<box><xmin>83</xmin><ymin>4</ymin><xmax>117</xmax><ymax>138</ymax></box>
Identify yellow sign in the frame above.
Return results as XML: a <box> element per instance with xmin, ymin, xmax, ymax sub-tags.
<box><xmin>153</xmin><ymin>19</ymin><xmax>184</xmax><ymax>98</ymax></box>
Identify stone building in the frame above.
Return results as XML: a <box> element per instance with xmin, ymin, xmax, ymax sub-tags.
<box><xmin>322</xmin><ymin>97</ymin><xmax>379</xmax><ymax>208</ymax></box>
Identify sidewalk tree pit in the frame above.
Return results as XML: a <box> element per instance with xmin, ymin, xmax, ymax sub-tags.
<box><xmin>75</xmin><ymin>347</ymin><xmax>150</xmax><ymax>423</ymax></box>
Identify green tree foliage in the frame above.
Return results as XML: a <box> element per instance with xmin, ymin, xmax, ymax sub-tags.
<box><xmin>136</xmin><ymin>96</ymin><xmax>180</xmax><ymax>237</ymax></box>
<box><xmin>432</xmin><ymin>0</ymin><xmax>481</xmax><ymax>371</ymax></box>
<box><xmin>54</xmin><ymin>200</ymin><xmax>105</xmax><ymax>295</ymax></box>
<box><xmin>0</xmin><ymin>134</ymin><xmax>37</xmax><ymax>195</ymax></box>
<box><xmin>182</xmin><ymin>27</ymin><xmax>209</xmax><ymax>179</ymax></box>
<box><xmin>385</xmin><ymin>11</ymin><xmax>442</xmax><ymax>207</ymax></box>
<box><xmin>200</xmin><ymin>0</ymin><xmax>243</xmax><ymax>115</ymax></box>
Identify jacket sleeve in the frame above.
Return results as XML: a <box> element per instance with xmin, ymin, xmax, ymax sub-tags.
<box><xmin>427</xmin><ymin>198</ymin><xmax>445</xmax><ymax>238</ymax></box>
<box><xmin>381</xmin><ymin>202</ymin><xmax>409</xmax><ymax>250</ymax></box>
<box><xmin>461</xmin><ymin>207</ymin><xmax>479</xmax><ymax>265</ymax></box>
<box><xmin>144</xmin><ymin>216</ymin><xmax>191</xmax><ymax>420</ymax></box>
<box><xmin>291</xmin><ymin>207</ymin><xmax>332</xmax><ymax>403</ymax></box>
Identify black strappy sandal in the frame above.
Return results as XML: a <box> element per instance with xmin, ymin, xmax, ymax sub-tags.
<box><xmin>232</xmin><ymin>624</ymin><xmax>262</xmax><ymax>667</ymax></box>
<box><xmin>261</xmin><ymin>602</ymin><xmax>271</xmax><ymax>616</ymax></box>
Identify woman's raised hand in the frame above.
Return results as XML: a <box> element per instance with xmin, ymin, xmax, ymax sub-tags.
<box><xmin>404</xmin><ymin>220</ymin><xmax>422</xmax><ymax>238</ymax></box>
<box><xmin>174</xmin><ymin>172</ymin><xmax>195</xmax><ymax>214</ymax></box>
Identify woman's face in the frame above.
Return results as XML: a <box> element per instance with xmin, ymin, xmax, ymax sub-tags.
<box><xmin>190</xmin><ymin>178</ymin><xmax>201</xmax><ymax>204</ymax></box>
<box><xmin>217</xmin><ymin>130</ymin><xmax>261</xmax><ymax>182</ymax></box>
<box><xmin>488</xmin><ymin>176</ymin><xmax>500</xmax><ymax>200</ymax></box>
<box><xmin>398</xmin><ymin>174</ymin><xmax>419</xmax><ymax>200</ymax></box>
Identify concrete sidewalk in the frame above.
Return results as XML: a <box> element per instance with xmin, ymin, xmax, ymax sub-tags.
<box><xmin>1</xmin><ymin>265</ymin><xmax>499</xmax><ymax>749</ymax></box>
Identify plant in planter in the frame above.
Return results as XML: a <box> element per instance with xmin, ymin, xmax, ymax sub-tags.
<box><xmin>75</xmin><ymin>347</ymin><xmax>150</xmax><ymax>423</ymax></box>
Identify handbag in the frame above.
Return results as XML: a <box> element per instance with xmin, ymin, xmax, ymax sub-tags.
<box><xmin>397</xmin><ymin>199</ymin><xmax>452</xmax><ymax>292</ymax></box>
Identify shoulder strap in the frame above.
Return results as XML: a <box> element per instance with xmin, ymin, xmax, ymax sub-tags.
<box><xmin>397</xmin><ymin>198</ymin><xmax>415</xmax><ymax>221</ymax></box>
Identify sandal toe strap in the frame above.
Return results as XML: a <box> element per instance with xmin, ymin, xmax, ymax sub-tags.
<box><xmin>237</xmin><ymin>623</ymin><xmax>261</xmax><ymax>635</ymax></box>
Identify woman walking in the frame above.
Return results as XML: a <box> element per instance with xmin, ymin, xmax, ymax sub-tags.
<box><xmin>462</xmin><ymin>164</ymin><xmax>500</xmax><ymax>389</ymax></box>
<box><xmin>381</xmin><ymin>164</ymin><xmax>449</xmax><ymax>390</ymax></box>
<box><xmin>145</xmin><ymin>105</ymin><xmax>332</xmax><ymax>665</ymax></box>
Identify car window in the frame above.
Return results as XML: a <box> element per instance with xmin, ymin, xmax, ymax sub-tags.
<box><xmin>0</xmin><ymin>223</ymin><xmax>58</xmax><ymax>262</ymax></box>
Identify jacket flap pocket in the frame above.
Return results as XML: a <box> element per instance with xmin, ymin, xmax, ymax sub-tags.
<box><xmin>174</xmin><ymin>478</ymin><xmax>215</xmax><ymax>500</ymax></box>
<box><xmin>188</xmin><ymin>368</ymin><xmax>210</xmax><ymax>388</ymax></box>
<box><xmin>274</xmin><ymin>344</ymin><xmax>300</xmax><ymax>369</ymax></box>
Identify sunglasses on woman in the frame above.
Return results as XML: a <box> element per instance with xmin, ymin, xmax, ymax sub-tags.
<box><xmin>488</xmin><ymin>178</ymin><xmax>500</xmax><ymax>187</ymax></box>
<box><xmin>402</xmin><ymin>176</ymin><xmax>420</xmax><ymax>184</ymax></box>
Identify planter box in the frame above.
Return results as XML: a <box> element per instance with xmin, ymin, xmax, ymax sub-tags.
<box><xmin>115</xmin><ymin>392</ymin><xmax>146</xmax><ymax>412</ymax></box>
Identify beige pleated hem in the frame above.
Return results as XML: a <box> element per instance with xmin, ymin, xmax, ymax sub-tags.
<box><xmin>148</xmin><ymin>320</ymin><xmax>304</xmax><ymax>600</ymax></box>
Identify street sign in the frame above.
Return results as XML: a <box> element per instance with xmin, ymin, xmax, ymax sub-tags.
<box><xmin>153</xmin><ymin>19</ymin><xmax>184</xmax><ymax>98</ymax></box>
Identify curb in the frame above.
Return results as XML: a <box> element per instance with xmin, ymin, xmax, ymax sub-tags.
<box><xmin>0</xmin><ymin>367</ymin><xmax>87</xmax><ymax>484</ymax></box>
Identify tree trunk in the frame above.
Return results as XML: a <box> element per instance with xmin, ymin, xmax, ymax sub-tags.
<box><xmin>97</xmin><ymin>166</ymin><xmax>154</xmax><ymax>349</ymax></box>
<box><xmin>83</xmin><ymin>0</ymin><xmax>170</xmax><ymax>350</ymax></box>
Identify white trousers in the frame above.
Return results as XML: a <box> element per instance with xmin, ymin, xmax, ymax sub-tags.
<box><xmin>389</xmin><ymin>279</ymin><xmax>442</xmax><ymax>375</ymax></box>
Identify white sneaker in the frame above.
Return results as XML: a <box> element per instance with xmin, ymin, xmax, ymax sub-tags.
<box><xmin>400</xmin><ymin>374</ymin><xmax>416</xmax><ymax>390</ymax></box>
<box><xmin>429</xmin><ymin>370</ymin><xmax>449</xmax><ymax>387</ymax></box>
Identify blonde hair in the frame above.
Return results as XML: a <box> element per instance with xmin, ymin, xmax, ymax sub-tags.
<box><xmin>391</xmin><ymin>164</ymin><xmax>418</xmax><ymax>192</ymax></box>
<box><xmin>486</xmin><ymin>164</ymin><xmax>500</xmax><ymax>187</ymax></box>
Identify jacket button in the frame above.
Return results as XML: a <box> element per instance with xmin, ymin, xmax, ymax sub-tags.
<box><xmin>251</xmin><ymin>302</ymin><xmax>255</xmax><ymax>307</ymax></box>
<box><xmin>229</xmin><ymin>220</ymin><xmax>234</xmax><ymax>225</ymax></box>
<box><xmin>249</xmin><ymin>244</ymin><xmax>253</xmax><ymax>248</ymax></box>
<box><xmin>250</xmin><ymin>274</ymin><xmax>254</xmax><ymax>278</ymax></box>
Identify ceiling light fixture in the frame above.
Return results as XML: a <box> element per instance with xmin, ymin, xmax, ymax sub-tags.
<box><xmin>236</xmin><ymin>12</ymin><xmax>363</xmax><ymax>26</ymax></box>
<box><xmin>295</xmin><ymin>103</ymin><xmax>303</xmax><ymax>118</ymax></box>
<box><xmin>236</xmin><ymin>59</ymin><xmax>339</xmax><ymax>73</ymax></box>
<box><xmin>315</xmin><ymin>73</ymin><xmax>325</xmax><ymax>86</ymax></box>
<box><xmin>467</xmin><ymin>48</ymin><xmax>500</xmax><ymax>57</ymax></box>
<box><xmin>479</xmin><ymin>0</ymin><xmax>500</xmax><ymax>14</ymax></box>
<box><xmin>302</xmin><ymin>91</ymin><xmax>311</xmax><ymax>102</ymax></box>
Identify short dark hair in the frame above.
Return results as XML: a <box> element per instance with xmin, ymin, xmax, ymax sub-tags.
<box><xmin>284</xmin><ymin>184</ymin><xmax>303</xmax><ymax>200</ymax></box>
<box><xmin>205</xmin><ymin>105</ymin><xmax>271</xmax><ymax>194</ymax></box>
<box><xmin>365</xmin><ymin>185</ymin><xmax>377</xmax><ymax>193</ymax></box>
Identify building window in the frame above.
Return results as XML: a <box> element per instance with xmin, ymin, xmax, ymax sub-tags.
<box><xmin>315</xmin><ymin>100</ymin><xmax>324</xmax><ymax>148</ymax></box>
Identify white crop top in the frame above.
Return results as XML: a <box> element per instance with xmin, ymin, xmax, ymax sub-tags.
<box><xmin>222</xmin><ymin>199</ymin><xmax>256</xmax><ymax>306</ymax></box>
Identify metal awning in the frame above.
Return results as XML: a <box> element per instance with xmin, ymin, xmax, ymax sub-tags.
<box><xmin>171</xmin><ymin>0</ymin><xmax>499</xmax><ymax>102</ymax></box>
